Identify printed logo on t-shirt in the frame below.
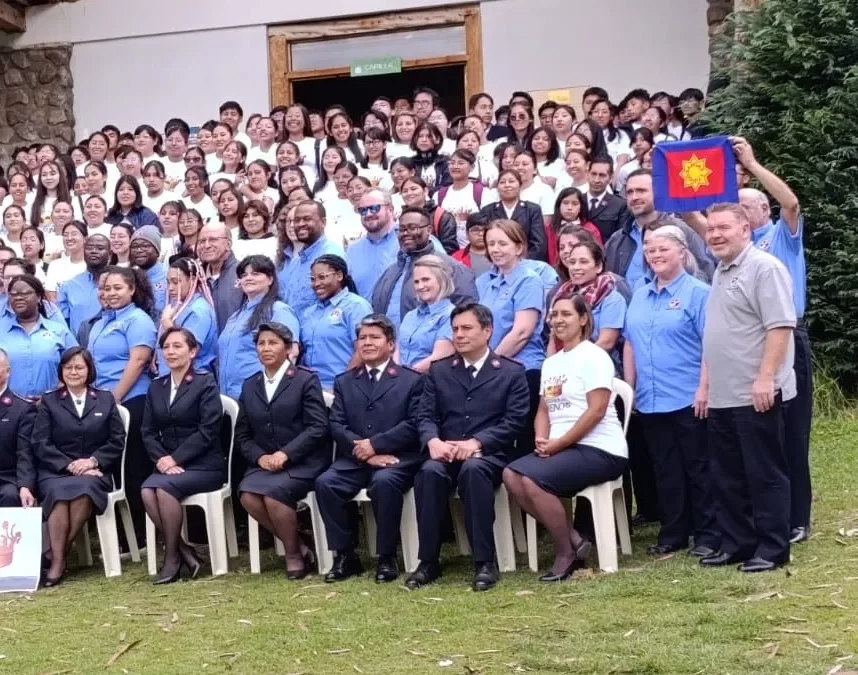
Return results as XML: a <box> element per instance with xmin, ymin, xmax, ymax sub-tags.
<box><xmin>667</xmin><ymin>299</ymin><xmax>681</xmax><ymax>310</ymax></box>
<box><xmin>543</xmin><ymin>374</ymin><xmax>570</xmax><ymax>413</ymax></box>
<box><xmin>757</xmin><ymin>238</ymin><xmax>771</xmax><ymax>251</ymax></box>
<box><xmin>329</xmin><ymin>308</ymin><xmax>343</xmax><ymax>322</ymax></box>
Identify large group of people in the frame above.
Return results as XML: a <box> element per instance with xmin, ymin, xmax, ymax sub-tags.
<box><xmin>0</xmin><ymin>84</ymin><xmax>811</xmax><ymax>590</ymax></box>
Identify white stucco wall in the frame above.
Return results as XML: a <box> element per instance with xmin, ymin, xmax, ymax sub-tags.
<box><xmin>1</xmin><ymin>0</ymin><xmax>709</xmax><ymax>139</ymax></box>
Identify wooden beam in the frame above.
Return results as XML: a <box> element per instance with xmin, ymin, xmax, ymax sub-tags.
<box><xmin>0</xmin><ymin>1</ymin><xmax>26</xmax><ymax>32</ymax></box>
<box><xmin>463</xmin><ymin>7</ymin><xmax>483</xmax><ymax>100</ymax></box>
<box><xmin>268</xmin><ymin>34</ymin><xmax>289</xmax><ymax>109</ymax></box>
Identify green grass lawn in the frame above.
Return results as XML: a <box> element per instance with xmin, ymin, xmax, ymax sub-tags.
<box><xmin>2</xmin><ymin>416</ymin><xmax>858</xmax><ymax>675</ymax></box>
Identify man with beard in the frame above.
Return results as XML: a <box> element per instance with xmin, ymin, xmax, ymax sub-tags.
<box><xmin>57</xmin><ymin>234</ymin><xmax>112</xmax><ymax>335</ymax></box>
<box><xmin>346</xmin><ymin>190</ymin><xmax>400</xmax><ymax>299</ymax></box>
<box><xmin>277</xmin><ymin>200</ymin><xmax>344</xmax><ymax>318</ymax></box>
<box><xmin>129</xmin><ymin>226</ymin><xmax>166</xmax><ymax>314</ymax></box>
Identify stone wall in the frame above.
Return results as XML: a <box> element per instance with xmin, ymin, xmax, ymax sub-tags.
<box><xmin>0</xmin><ymin>44</ymin><xmax>74</xmax><ymax>166</ymax></box>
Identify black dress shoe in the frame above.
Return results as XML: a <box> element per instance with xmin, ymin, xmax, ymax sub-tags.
<box><xmin>179</xmin><ymin>544</ymin><xmax>202</xmax><ymax>579</ymax></box>
<box><xmin>790</xmin><ymin>526</ymin><xmax>809</xmax><ymax>544</ymax></box>
<box><xmin>739</xmin><ymin>557</ymin><xmax>781</xmax><ymax>573</ymax></box>
<box><xmin>647</xmin><ymin>544</ymin><xmax>681</xmax><ymax>556</ymax></box>
<box><xmin>154</xmin><ymin>564</ymin><xmax>182</xmax><ymax>585</ymax></box>
<box><xmin>324</xmin><ymin>552</ymin><xmax>363</xmax><ymax>583</ymax></box>
<box><xmin>631</xmin><ymin>513</ymin><xmax>658</xmax><ymax>526</ymax></box>
<box><xmin>539</xmin><ymin>559</ymin><xmax>578</xmax><ymax>583</ymax></box>
<box><xmin>405</xmin><ymin>560</ymin><xmax>441</xmax><ymax>589</ymax></box>
<box><xmin>375</xmin><ymin>555</ymin><xmax>399</xmax><ymax>583</ymax></box>
<box><xmin>700</xmin><ymin>551</ymin><xmax>748</xmax><ymax>567</ymax></box>
<box><xmin>688</xmin><ymin>545</ymin><xmax>717</xmax><ymax>558</ymax></box>
<box><xmin>286</xmin><ymin>565</ymin><xmax>309</xmax><ymax>581</ymax></box>
<box><xmin>472</xmin><ymin>562</ymin><xmax>498</xmax><ymax>591</ymax></box>
<box><xmin>42</xmin><ymin>573</ymin><xmax>65</xmax><ymax>588</ymax></box>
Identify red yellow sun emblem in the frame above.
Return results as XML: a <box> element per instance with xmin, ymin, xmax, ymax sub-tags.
<box><xmin>679</xmin><ymin>154</ymin><xmax>712</xmax><ymax>192</ymax></box>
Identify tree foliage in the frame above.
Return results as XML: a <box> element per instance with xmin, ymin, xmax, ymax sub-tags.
<box><xmin>704</xmin><ymin>0</ymin><xmax>858</xmax><ymax>390</ymax></box>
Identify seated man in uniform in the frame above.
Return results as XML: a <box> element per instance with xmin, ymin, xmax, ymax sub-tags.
<box><xmin>407</xmin><ymin>302</ymin><xmax>530</xmax><ymax>591</ymax></box>
<box><xmin>315</xmin><ymin>314</ymin><xmax>424</xmax><ymax>583</ymax></box>
<box><xmin>0</xmin><ymin>348</ymin><xmax>37</xmax><ymax>507</ymax></box>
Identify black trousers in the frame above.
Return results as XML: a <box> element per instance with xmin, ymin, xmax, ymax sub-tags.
<box><xmin>639</xmin><ymin>407</ymin><xmax>719</xmax><ymax>550</ymax></box>
<box><xmin>314</xmin><ymin>457</ymin><xmax>418</xmax><ymax>556</ymax></box>
<box><xmin>414</xmin><ymin>455</ymin><xmax>506</xmax><ymax>564</ymax></box>
<box><xmin>119</xmin><ymin>394</ymin><xmax>151</xmax><ymax>542</ymax></box>
<box><xmin>626</xmin><ymin>411</ymin><xmax>659</xmax><ymax>520</ymax></box>
<box><xmin>784</xmin><ymin>324</ymin><xmax>813</xmax><ymax>529</ymax></box>
<box><xmin>709</xmin><ymin>398</ymin><xmax>790</xmax><ymax>563</ymax></box>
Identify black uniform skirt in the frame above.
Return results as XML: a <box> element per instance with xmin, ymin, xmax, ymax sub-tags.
<box><xmin>141</xmin><ymin>469</ymin><xmax>224</xmax><ymax>501</ymax></box>
<box><xmin>239</xmin><ymin>468</ymin><xmax>314</xmax><ymax>510</ymax></box>
<box><xmin>38</xmin><ymin>474</ymin><xmax>113</xmax><ymax>516</ymax></box>
<box><xmin>0</xmin><ymin>473</ymin><xmax>18</xmax><ymax>507</ymax></box>
<box><xmin>507</xmin><ymin>444</ymin><xmax>627</xmax><ymax>498</ymax></box>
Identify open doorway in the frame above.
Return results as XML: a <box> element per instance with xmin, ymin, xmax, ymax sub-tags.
<box><xmin>292</xmin><ymin>64</ymin><xmax>466</xmax><ymax>119</ymax></box>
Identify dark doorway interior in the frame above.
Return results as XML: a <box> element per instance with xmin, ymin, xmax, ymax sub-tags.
<box><xmin>292</xmin><ymin>64</ymin><xmax>466</xmax><ymax>121</ymax></box>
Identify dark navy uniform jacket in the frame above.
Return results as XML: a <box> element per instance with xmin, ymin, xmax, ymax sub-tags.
<box><xmin>234</xmin><ymin>366</ymin><xmax>330</xmax><ymax>481</ymax></box>
<box><xmin>141</xmin><ymin>371</ymin><xmax>224</xmax><ymax>472</ymax></box>
<box><xmin>0</xmin><ymin>391</ymin><xmax>36</xmax><ymax>492</ymax></box>
<box><xmin>30</xmin><ymin>387</ymin><xmax>125</xmax><ymax>478</ymax></box>
<box><xmin>329</xmin><ymin>363</ymin><xmax>423</xmax><ymax>462</ymax></box>
<box><xmin>417</xmin><ymin>352</ymin><xmax>531</xmax><ymax>457</ymax></box>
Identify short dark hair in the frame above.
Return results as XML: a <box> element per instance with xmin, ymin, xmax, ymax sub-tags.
<box><xmin>413</xmin><ymin>87</ymin><xmax>440</xmax><ymax>106</ymax></box>
<box><xmin>164</xmin><ymin>118</ymin><xmax>191</xmax><ymax>136</ymax></box>
<box><xmin>468</xmin><ymin>92</ymin><xmax>494</xmax><ymax>110</ymax></box>
<box><xmin>101</xmin><ymin>124</ymin><xmax>120</xmax><ymax>136</ymax></box>
<box><xmin>625</xmin><ymin>88</ymin><xmax>650</xmax><ymax>103</ymax></box>
<box><xmin>219</xmin><ymin>100</ymin><xmax>244</xmax><ymax>117</ymax></box>
<box><xmin>626</xmin><ymin>168</ymin><xmax>653</xmax><ymax>183</ymax></box>
<box><xmin>509</xmin><ymin>91</ymin><xmax>534</xmax><ymax>108</ymax></box>
<box><xmin>357</xmin><ymin>313</ymin><xmax>396</xmax><ymax>342</ymax></box>
<box><xmin>58</xmin><ymin>346</ymin><xmax>96</xmax><ymax>386</ymax></box>
<box><xmin>2</xmin><ymin>257</ymin><xmax>34</xmax><ymax>275</ymax></box>
<box><xmin>465</xmin><ymin>212</ymin><xmax>490</xmax><ymax>231</ymax></box>
<box><xmin>254</xmin><ymin>321</ymin><xmax>294</xmax><ymax>347</ymax></box>
<box><xmin>583</xmin><ymin>87</ymin><xmax>609</xmax><ymax>101</ymax></box>
<box><xmin>679</xmin><ymin>88</ymin><xmax>705</xmax><ymax>103</ymax></box>
<box><xmin>589</xmin><ymin>154</ymin><xmax>615</xmax><ymax>174</ymax></box>
<box><xmin>537</xmin><ymin>100</ymin><xmax>558</xmax><ymax>117</ymax></box>
<box><xmin>158</xmin><ymin>326</ymin><xmax>199</xmax><ymax>350</ymax></box>
<box><xmin>451</xmin><ymin>302</ymin><xmax>493</xmax><ymax>330</ymax></box>
<box><xmin>399</xmin><ymin>205</ymin><xmax>430</xmax><ymax>223</ymax></box>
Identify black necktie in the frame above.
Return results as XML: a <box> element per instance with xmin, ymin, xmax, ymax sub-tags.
<box><xmin>466</xmin><ymin>365</ymin><xmax>477</xmax><ymax>379</ymax></box>
<box><xmin>590</xmin><ymin>198</ymin><xmax>599</xmax><ymax>212</ymax></box>
<box><xmin>369</xmin><ymin>368</ymin><xmax>379</xmax><ymax>385</ymax></box>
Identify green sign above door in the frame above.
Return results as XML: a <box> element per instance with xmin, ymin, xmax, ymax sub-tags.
<box><xmin>350</xmin><ymin>57</ymin><xmax>402</xmax><ymax>78</ymax></box>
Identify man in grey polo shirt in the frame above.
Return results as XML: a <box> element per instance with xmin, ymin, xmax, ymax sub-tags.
<box><xmin>700</xmin><ymin>202</ymin><xmax>796</xmax><ymax>573</ymax></box>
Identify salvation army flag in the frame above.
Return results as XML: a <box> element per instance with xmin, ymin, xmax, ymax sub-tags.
<box><xmin>652</xmin><ymin>136</ymin><xmax>739</xmax><ymax>213</ymax></box>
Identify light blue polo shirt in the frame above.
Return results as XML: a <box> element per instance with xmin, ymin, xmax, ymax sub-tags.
<box><xmin>346</xmin><ymin>228</ymin><xmax>400</xmax><ymax>299</ymax></box>
<box><xmin>88</xmin><ymin>303</ymin><xmax>157</xmax><ymax>401</ymax></box>
<box><xmin>0</xmin><ymin>314</ymin><xmax>77</xmax><ymax>397</ymax></box>
<box><xmin>752</xmin><ymin>215</ymin><xmax>806</xmax><ymax>318</ymax></box>
<box><xmin>278</xmin><ymin>235</ymin><xmax>345</xmax><ymax>319</ymax></box>
<box><xmin>399</xmin><ymin>297</ymin><xmax>454</xmax><ymax>367</ymax></box>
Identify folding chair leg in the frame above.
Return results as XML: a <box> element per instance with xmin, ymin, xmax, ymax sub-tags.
<box><xmin>145</xmin><ymin>514</ymin><xmax>158</xmax><ymax>576</ymax></box>
<box><xmin>95</xmin><ymin>512</ymin><xmax>122</xmax><ymax>578</ymax></box>
<box><xmin>118</xmin><ymin>501</ymin><xmax>140</xmax><ymax>562</ymax></box>
<box><xmin>224</xmin><ymin>496</ymin><xmax>238</xmax><ymax>558</ymax></box>
<box><xmin>526</xmin><ymin>514</ymin><xmax>539</xmax><ymax>572</ymax></box>
<box><xmin>363</xmin><ymin>503</ymin><xmax>378</xmax><ymax>558</ymax></box>
<box><xmin>302</xmin><ymin>493</ymin><xmax>332</xmax><ymax>575</ymax></box>
<box><xmin>76</xmin><ymin>527</ymin><xmax>93</xmax><ymax>567</ymax></box>
<box><xmin>248</xmin><ymin>515</ymin><xmax>261</xmax><ymax>574</ymax></box>
<box><xmin>400</xmin><ymin>489</ymin><xmax>419</xmax><ymax>573</ymax></box>
<box><xmin>591</xmin><ymin>493</ymin><xmax>619</xmax><ymax>573</ymax></box>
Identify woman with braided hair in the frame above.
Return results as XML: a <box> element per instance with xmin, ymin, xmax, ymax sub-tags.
<box><xmin>157</xmin><ymin>257</ymin><xmax>217</xmax><ymax>376</ymax></box>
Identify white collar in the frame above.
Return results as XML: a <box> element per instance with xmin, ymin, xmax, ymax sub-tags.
<box><xmin>463</xmin><ymin>350</ymin><xmax>490</xmax><ymax>374</ymax></box>
<box><xmin>264</xmin><ymin>359</ymin><xmax>290</xmax><ymax>384</ymax></box>
<box><xmin>365</xmin><ymin>359</ymin><xmax>390</xmax><ymax>378</ymax></box>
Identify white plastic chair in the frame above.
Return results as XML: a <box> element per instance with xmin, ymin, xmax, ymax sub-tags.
<box><xmin>350</xmin><ymin>487</ymin><xmax>420</xmax><ymax>573</ymax></box>
<box><xmin>75</xmin><ymin>405</ymin><xmax>140</xmax><ymax>577</ymax></box>
<box><xmin>449</xmin><ymin>483</ymin><xmax>517</xmax><ymax>572</ymax></box>
<box><xmin>146</xmin><ymin>395</ymin><xmax>239</xmax><ymax>576</ymax></box>
<box><xmin>526</xmin><ymin>377</ymin><xmax>633</xmax><ymax>573</ymax></box>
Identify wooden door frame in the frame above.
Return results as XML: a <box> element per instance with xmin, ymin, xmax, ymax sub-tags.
<box><xmin>267</xmin><ymin>5</ymin><xmax>483</xmax><ymax>108</ymax></box>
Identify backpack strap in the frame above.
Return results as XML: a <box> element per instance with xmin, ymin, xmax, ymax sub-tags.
<box><xmin>433</xmin><ymin>207</ymin><xmax>444</xmax><ymax>235</ymax></box>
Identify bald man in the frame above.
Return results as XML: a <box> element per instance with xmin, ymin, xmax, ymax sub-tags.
<box><xmin>733</xmin><ymin>136</ymin><xmax>811</xmax><ymax>545</ymax></box>
<box><xmin>197</xmin><ymin>222</ymin><xmax>242</xmax><ymax>333</ymax></box>
<box><xmin>0</xmin><ymin>349</ymin><xmax>37</xmax><ymax>507</ymax></box>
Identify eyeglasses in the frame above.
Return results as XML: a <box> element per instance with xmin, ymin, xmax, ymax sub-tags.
<box><xmin>130</xmin><ymin>240</ymin><xmax>156</xmax><ymax>249</ymax></box>
<box><xmin>197</xmin><ymin>236</ymin><xmax>228</xmax><ymax>245</ymax></box>
<box><xmin>62</xmin><ymin>364</ymin><xmax>87</xmax><ymax>373</ymax></box>
<box><xmin>414</xmin><ymin>100</ymin><xmax>433</xmax><ymax>107</ymax></box>
<box><xmin>309</xmin><ymin>272</ymin><xmax>337</xmax><ymax>283</ymax></box>
<box><xmin>510</xmin><ymin>114</ymin><xmax>529</xmax><ymax>122</ymax></box>
<box><xmin>8</xmin><ymin>289</ymin><xmax>36</xmax><ymax>298</ymax></box>
<box><xmin>358</xmin><ymin>204</ymin><xmax>384</xmax><ymax>216</ymax></box>
<box><xmin>400</xmin><ymin>223</ymin><xmax>428</xmax><ymax>234</ymax></box>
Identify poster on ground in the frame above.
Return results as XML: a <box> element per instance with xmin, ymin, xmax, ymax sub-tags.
<box><xmin>0</xmin><ymin>508</ymin><xmax>42</xmax><ymax>594</ymax></box>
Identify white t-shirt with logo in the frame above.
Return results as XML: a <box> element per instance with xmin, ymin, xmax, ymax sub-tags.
<box><xmin>44</xmin><ymin>257</ymin><xmax>87</xmax><ymax>293</ymax></box>
<box><xmin>540</xmin><ymin>340</ymin><xmax>627</xmax><ymax>458</ymax></box>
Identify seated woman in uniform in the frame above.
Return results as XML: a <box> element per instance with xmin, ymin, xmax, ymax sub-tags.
<box><xmin>236</xmin><ymin>322</ymin><xmax>330</xmax><ymax>580</ymax></box>
<box><xmin>503</xmin><ymin>293</ymin><xmax>628</xmax><ymax>582</ymax></box>
<box><xmin>0</xmin><ymin>348</ymin><xmax>36</xmax><ymax>507</ymax></box>
<box><xmin>141</xmin><ymin>327</ymin><xmax>224</xmax><ymax>584</ymax></box>
<box><xmin>397</xmin><ymin>254</ymin><xmax>456</xmax><ymax>371</ymax></box>
<box><xmin>31</xmin><ymin>346</ymin><xmax>125</xmax><ymax>586</ymax></box>
<box><xmin>300</xmin><ymin>254</ymin><xmax>371</xmax><ymax>390</ymax></box>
